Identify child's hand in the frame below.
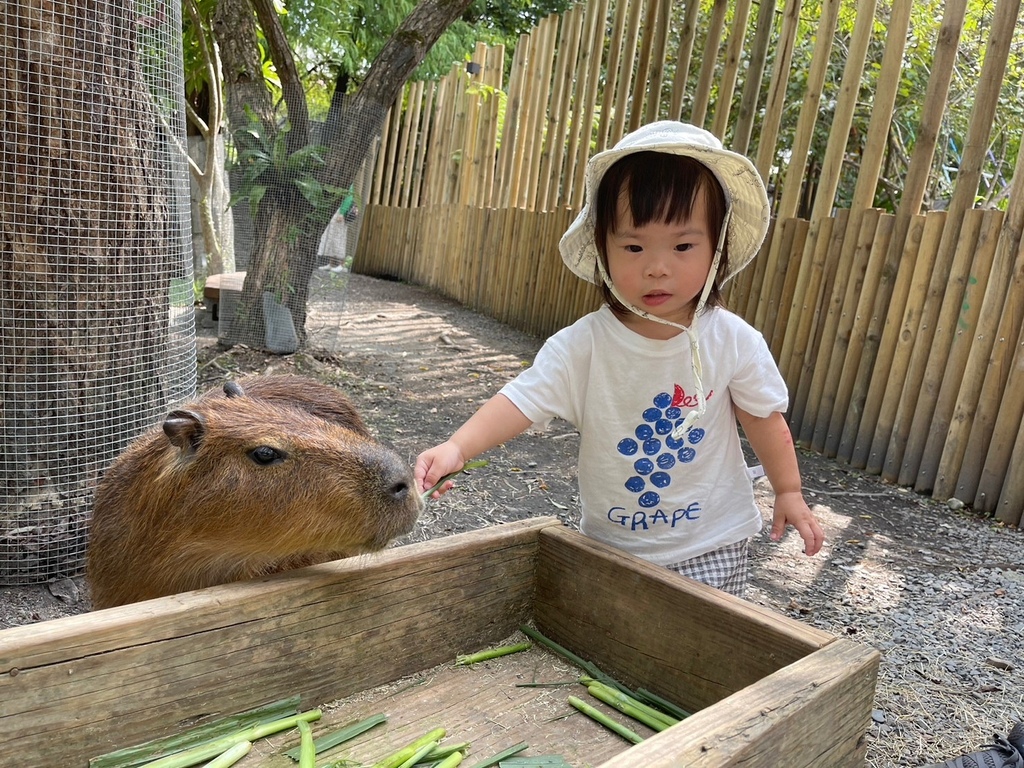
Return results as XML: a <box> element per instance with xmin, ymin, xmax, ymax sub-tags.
<box><xmin>415</xmin><ymin>441</ymin><xmax>467</xmax><ymax>499</ymax></box>
<box><xmin>770</xmin><ymin>491</ymin><xmax>825</xmax><ymax>556</ymax></box>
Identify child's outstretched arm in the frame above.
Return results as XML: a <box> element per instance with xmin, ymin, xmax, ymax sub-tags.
<box><xmin>735</xmin><ymin>407</ymin><xmax>825</xmax><ymax>556</ymax></box>
<box><xmin>416</xmin><ymin>393</ymin><xmax>533</xmax><ymax>498</ymax></box>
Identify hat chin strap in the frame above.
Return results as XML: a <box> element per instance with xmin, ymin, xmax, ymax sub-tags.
<box><xmin>597</xmin><ymin>207</ymin><xmax>731</xmax><ymax>440</ymax></box>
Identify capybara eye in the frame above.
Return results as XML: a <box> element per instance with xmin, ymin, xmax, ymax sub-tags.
<box><xmin>249</xmin><ymin>445</ymin><xmax>285</xmax><ymax>465</ymax></box>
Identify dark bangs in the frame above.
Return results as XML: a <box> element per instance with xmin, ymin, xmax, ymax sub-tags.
<box><xmin>593</xmin><ymin>151</ymin><xmax>730</xmax><ymax>313</ymax></box>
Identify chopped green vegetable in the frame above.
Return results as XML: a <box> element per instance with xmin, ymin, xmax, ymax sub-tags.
<box><xmin>90</xmin><ymin>697</ymin><xmax>302</xmax><ymax>768</ymax></box>
<box><xmin>424</xmin><ymin>741</ymin><xmax>470</xmax><ymax>760</ymax></box>
<box><xmin>297</xmin><ymin>720</ymin><xmax>315</xmax><ymax>768</ymax></box>
<box><xmin>584</xmin><ymin>681</ymin><xmax>676</xmax><ymax>731</ymax></box>
<box><xmin>199</xmin><ymin>741</ymin><xmax>251</xmax><ymax>768</ymax></box>
<box><xmin>462</xmin><ymin>742</ymin><xmax>529</xmax><ymax>768</ymax></box>
<box><xmin>284</xmin><ymin>713</ymin><xmax>387</xmax><ymax>760</ymax></box>
<box><xmin>395</xmin><ymin>740</ymin><xmax>438</xmax><ymax>768</ymax></box>
<box><xmin>456</xmin><ymin>641</ymin><xmax>532</xmax><ymax>665</ymax></box>
<box><xmin>432</xmin><ymin>752</ymin><xmax>465</xmax><ymax>768</ymax></box>
<box><xmin>635</xmin><ymin>688</ymin><xmax>692</xmax><ymax>720</ymax></box>
<box><xmin>422</xmin><ymin>460</ymin><xmax>489</xmax><ymax>499</ymax></box>
<box><xmin>371</xmin><ymin>728</ymin><xmax>446</xmax><ymax>768</ymax></box>
<box><xmin>140</xmin><ymin>710</ymin><xmax>322</xmax><ymax>768</ymax></box>
<box><xmin>567</xmin><ymin>696</ymin><xmax>643</xmax><ymax>744</ymax></box>
<box><xmin>518</xmin><ymin>626</ymin><xmax>631</xmax><ymax>695</ymax></box>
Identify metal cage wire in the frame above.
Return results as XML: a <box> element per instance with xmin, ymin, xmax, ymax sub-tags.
<box><xmin>0</xmin><ymin>0</ymin><xmax>196</xmax><ymax>584</ymax></box>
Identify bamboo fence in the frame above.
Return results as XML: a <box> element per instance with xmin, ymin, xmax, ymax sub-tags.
<box><xmin>352</xmin><ymin>0</ymin><xmax>1024</xmax><ymax>526</ymax></box>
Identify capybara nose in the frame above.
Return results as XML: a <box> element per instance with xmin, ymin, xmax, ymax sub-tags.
<box><xmin>388</xmin><ymin>480</ymin><xmax>412</xmax><ymax>500</ymax></box>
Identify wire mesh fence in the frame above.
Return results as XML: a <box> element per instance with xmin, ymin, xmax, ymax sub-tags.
<box><xmin>214</xmin><ymin>118</ymin><xmax>377</xmax><ymax>353</ymax></box>
<box><xmin>0</xmin><ymin>0</ymin><xmax>195</xmax><ymax>584</ymax></box>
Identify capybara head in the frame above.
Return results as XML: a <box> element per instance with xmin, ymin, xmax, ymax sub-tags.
<box><xmin>87</xmin><ymin>375</ymin><xmax>422</xmax><ymax>608</ymax></box>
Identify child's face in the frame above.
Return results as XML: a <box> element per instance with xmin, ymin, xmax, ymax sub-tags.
<box><xmin>605</xmin><ymin>190</ymin><xmax>715</xmax><ymax>337</ymax></box>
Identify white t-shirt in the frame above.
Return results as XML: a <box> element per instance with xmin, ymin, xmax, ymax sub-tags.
<box><xmin>500</xmin><ymin>305</ymin><xmax>788</xmax><ymax>565</ymax></box>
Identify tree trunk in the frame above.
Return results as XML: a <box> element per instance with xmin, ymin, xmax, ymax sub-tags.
<box><xmin>212</xmin><ymin>0</ymin><xmax>475</xmax><ymax>351</ymax></box>
<box><xmin>0</xmin><ymin>0</ymin><xmax>193</xmax><ymax>582</ymax></box>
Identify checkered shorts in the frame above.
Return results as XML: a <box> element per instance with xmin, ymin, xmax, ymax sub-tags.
<box><xmin>665</xmin><ymin>539</ymin><xmax>750</xmax><ymax>597</ymax></box>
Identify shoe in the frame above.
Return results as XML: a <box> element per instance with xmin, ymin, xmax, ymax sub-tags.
<box><xmin>922</xmin><ymin>722</ymin><xmax>1024</xmax><ymax>768</ymax></box>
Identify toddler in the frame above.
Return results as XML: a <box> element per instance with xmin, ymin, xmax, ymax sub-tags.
<box><xmin>415</xmin><ymin>121</ymin><xmax>824</xmax><ymax>596</ymax></box>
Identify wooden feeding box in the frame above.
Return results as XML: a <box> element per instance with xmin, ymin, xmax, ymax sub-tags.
<box><xmin>0</xmin><ymin>518</ymin><xmax>879</xmax><ymax>767</ymax></box>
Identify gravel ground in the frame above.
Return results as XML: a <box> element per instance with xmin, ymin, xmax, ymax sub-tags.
<box><xmin>1</xmin><ymin>271</ymin><xmax>1021</xmax><ymax>767</ymax></box>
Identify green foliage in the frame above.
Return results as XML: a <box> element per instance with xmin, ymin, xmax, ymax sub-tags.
<box><xmin>228</xmin><ymin>108</ymin><xmax>352</xmax><ymax>221</ymax></box>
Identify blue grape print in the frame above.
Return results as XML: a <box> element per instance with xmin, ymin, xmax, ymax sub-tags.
<box><xmin>616</xmin><ymin>389</ymin><xmax>701</xmax><ymax>506</ymax></box>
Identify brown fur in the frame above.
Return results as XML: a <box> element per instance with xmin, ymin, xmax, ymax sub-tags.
<box><xmin>87</xmin><ymin>375</ymin><xmax>422</xmax><ymax>608</ymax></box>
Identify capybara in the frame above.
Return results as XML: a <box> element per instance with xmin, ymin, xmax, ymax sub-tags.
<box><xmin>87</xmin><ymin>374</ymin><xmax>422</xmax><ymax>608</ymax></box>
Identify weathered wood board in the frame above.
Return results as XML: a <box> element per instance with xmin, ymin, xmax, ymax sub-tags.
<box><xmin>0</xmin><ymin>517</ymin><xmax>880</xmax><ymax>768</ymax></box>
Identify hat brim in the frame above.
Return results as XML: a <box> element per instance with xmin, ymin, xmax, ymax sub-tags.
<box><xmin>559</xmin><ymin>127</ymin><xmax>771</xmax><ymax>285</ymax></box>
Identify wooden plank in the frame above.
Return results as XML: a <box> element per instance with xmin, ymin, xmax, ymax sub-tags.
<box><xmin>596</xmin><ymin>639</ymin><xmax>879</xmax><ymax>768</ymax></box>
<box><xmin>0</xmin><ymin>518</ymin><xmax>556</xmax><ymax>767</ymax></box>
<box><xmin>533</xmin><ymin>526</ymin><xmax>834</xmax><ymax>714</ymax></box>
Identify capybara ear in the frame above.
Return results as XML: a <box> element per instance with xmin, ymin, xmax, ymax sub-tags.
<box><xmin>162</xmin><ymin>409</ymin><xmax>206</xmax><ymax>453</ymax></box>
<box><xmin>223</xmin><ymin>381</ymin><xmax>245</xmax><ymax>398</ymax></box>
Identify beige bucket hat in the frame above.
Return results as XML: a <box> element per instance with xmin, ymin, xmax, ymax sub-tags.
<box><xmin>559</xmin><ymin>120</ymin><xmax>771</xmax><ymax>285</ymax></box>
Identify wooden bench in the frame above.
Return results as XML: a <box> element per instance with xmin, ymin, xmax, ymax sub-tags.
<box><xmin>202</xmin><ymin>271</ymin><xmax>246</xmax><ymax>321</ymax></box>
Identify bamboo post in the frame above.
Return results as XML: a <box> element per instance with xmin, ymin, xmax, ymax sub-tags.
<box><xmin>409</xmin><ymin>82</ymin><xmax>436</xmax><ymax>208</ymax></box>
<box><xmin>459</xmin><ymin>43</ymin><xmax>487</xmax><ymax>207</ymax></box>
<box><xmin>710</xmin><ymin>0</ymin><xmax>754</xmax><ymax>139</ymax></box>
<box><xmin>917</xmin><ymin>209</ymin><xmax>1002</xmax><ymax>493</ymax></box>
<box><xmin>848</xmin><ymin>213</ymin><xmax>927</xmax><ymax>469</ymax></box>
<box><xmin>762</xmin><ymin>218</ymin><xmax>808</xmax><ymax>352</ymax></box>
<box><xmin>609</xmin><ymin>0</ymin><xmax>645</xmax><ymax>144</ymax></box>
<box><xmin>806</xmin><ymin>209</ymin><xmax>882</xmax><ymax>453</ymax></box>
<box><xmin>778</xmin><ymin>216</ymin><xmax>835</xmax><ymax>392</ymax></box>
<box><xmin>760</xmin><ymin>0</ymin><xmax>874</xmax><ymax>338</ymax></box>
<box><xmin>668</xmin><ymin>0</ymin><xmax>701</xmax><ymax>121</ymax></box>
<box><xmin>477</xmin><ymin>44</ymin><xmax>505</xmax><ymax>209</ymax></box>
<box><xmin>772</xmin><ymin>0</ymin><xmax>840</xmax><ymax>223</ymax></box>
<box><xmin>995</xmin><ymin>417</ymin><xmax>1024</xmax><ymax>527</ymax></box>
<box><xmin>569</xmin><ymin>0</ymin><xmax>610</xmax><ymax>207</ymax></box>
<box><xmin>595</xmin><ymin>0</ymin><xmax>630</xmax><ymax>151</ymax></box>
<box><xmin>509</xmin><ymin>31</ymin><xmax>539</xmax><ymax>209</ymax></box>
<box><xmin>789</xmin><ymin>210</ymin><xmax>848</xmax><ymax>439</ymax></box>
<box><xmin>494</xmin><ymin>34</ymin><xmax>530</xmax><ymax>207</ymax></box>
<box><xmin>866</xmin><ymin>211</ymin><xmax>947</xmax><ymax>477</ymax></box>
<box><xmin>626</xmin><ymin>0</ymin><xmax>659</xmax><ymax>133</ymax></box>
<box><xmin>942</xmin><ymin>162</ymin><xmax>1024</xmax><ymax>504</ymax></box>
<box><xmin>539</xmin><ymin>10</ymin><xmax>582</xmax><ymax>212</ymax></box>
<box><xmin>688</xmin><ymin>0</ymin><xmax>727</xmax><ymax>128</ymax></box>
<box><xmin>524</xmin><ymin>17</ymin><xmax>557</xmax><ymax>212</ymax></box>
<box><xmin>753</xmin><ymin>0</ymin><xmax>802</xmax><ymax>180</ymax></box>
<box><xmin>733</xmin><ymin>0</ymin><xmax>778</xmax><ymax>155</ymax></box>
<box><xmin>830</xmin><ymin>213</ymin><xmax>896</xmax><ymax>462</ymax></box>
<box><xmin>644</xmin><ymin>0</ymin><xmax>674</xmax><ymax>124</ymax></box>
<box><xmin>980</xmin><ymin>313</ymin><xmax>1024</xmax><ymax>519</ymax></box>
<box><xmin>889</xmin><ymin>0</ymin><xmax>1018</xmax><ymax>486</ymax></box>
<box><xmin>395</xmin><ymin>80</ymin><xmax>423</xmax><ymax>209</ymax></box>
